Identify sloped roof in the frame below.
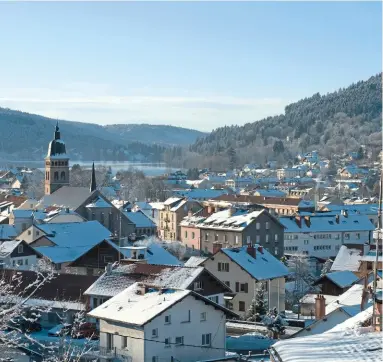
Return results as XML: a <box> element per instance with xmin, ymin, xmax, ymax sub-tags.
<box><xmin>279</xmin><ymin>214</ymin><xmax>375</xmax><ymax>233</ymax></box>
<box><xmin>39</xmin><ymin>186</ymin><xmax>93</xmax><ymax>210</ymax></box>
<box><xmin>220</xmin><ymin>245</ymin><xmax>289</xmax><ymax>281</ymax></box>
<box><xmin>184</xmin><ymin>256</ymin><xmax>208</xmax><ymax>267</ymax></box>
<box><xmin>271</xmin><ymin>330</ymin><xmax>382</xmax><ymax>362</ymax></box>
<box><xmin>0</xmin><ymin>225</ymin><xmax>17</xmax><ymax>240</ymax></box>
<box><xmin>124</xmin><ymin>211</ymin><xmax>156</xmax><ymax>228</ymax></box>
<box><xmin>0</xmin><ymin>240</ymin><xmax>22</xmax><ymax>257</ymax></box>
<box><xmin>320</xmin><ymin>271</ymin><xmax>359</xmax><ymax>288</ymax></box>
<box><xmin>331</xmin><ymin>245</ymin><xmax>362</xmax><ymax>272</ymax></box>
<box><xmin>173</xmin><ymin>189</ymin><xmax>227</xmax><ymax>200</ymax></box>
<box><xmin>213</xmin><ymin>194</ymin><xmax>303</xmax><ymax>206</ymax></box>
<box><xmin>86</xmin><ymin>196</ymin><xmax>111</xmax><ymax>208</ymax></box>
<box><xmin>327</xmin><ymin>305</ymin><xmax>373</xmax><ymax>333</ymax></box>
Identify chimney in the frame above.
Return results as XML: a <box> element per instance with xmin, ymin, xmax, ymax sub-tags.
<box><xmin>341</xmin><ymin>209</ymin><xmax>348</xmax><ymax>218</ymax></box>
<box><xmin>207</xmin><ymin>205</ymin><xmax>213</xmax><ymax>215</ymax></box>
<box><xmin>65</xmin><ymin>207</ymin><xmax>70</xmax><ymax>213</ymax></box>
<box><xmin>135</xmin><ymin>284</ymin><xmax>147</xmax><ymax>296</ymax></box>
<box><xmin>213</xmin><ymin>242</ymin><xmax>223</xmax><ymax>254</ymax></box>
<box><xmin>228</xmin><ymin>207</ymin><xmax>236</xmax><ymax>217</ymax></box>
<box><xmin>247</xmin><ymin>244</ymin><xmax>256</xmax><ymax>259</ymax></box>
<box><xmin>257</xmin><ymin>245</ymin><xmax>264</xmax><ymax>254</ymax></box>
<box><xmin>105</xmin><ymin>263</ymin><xmax>113</xmax><ymax>275</ymax></box>
<box><xmin>335</xmin><ymin>215</ymin><xmax>340</xmax><ymax>224</ymax></box>
<box><xmin>188</xmin><ymin>210</ymin><xmax>193</xmax><ymax>218</ymax></box>
<box><xmin>315</xmin><ymin>295</ymin><xmax>326</xmax><ymax>320</ymax></box>
<box><xmin>295</xmin><ymin>216</ymin><xmax>302</xmax><ymax>228</ymax></box>
<box><xmin>304</xmin><ymin>216</ymin><xmax>311</xmax><ymax>228</ymax></box>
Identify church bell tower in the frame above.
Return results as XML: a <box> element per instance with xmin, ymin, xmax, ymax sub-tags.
<box><xmin>45</xmin><ymin>122</ymin><xmax>70</xmax><ymax>195</ymax></box>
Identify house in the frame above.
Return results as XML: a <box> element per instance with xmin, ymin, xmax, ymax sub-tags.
<box><xmin>0</xmin><ymin>240</ymin><xmax>40</xmax><ymax>270</ymax></box>
<box><xmin>299</xmin><ymin>294</ymin><xmax>339</xmax><ymax>317</ymax></box>
<box><xmin>330</xmin><ymin>245</ymin><xmax>362</xmax><ymax>273</ymax></box>
<box><xmin>85</xmin><ymin>262</ymin><xmax>233</xmax><ymax>309</ymax></box>
<box><xmin>29</xmin><ymin>221</ymin><xmax>113</xmax><ymax>272</ymax></box>
<box><xmin>172</xmin><ymin>189</ymin><xmax>228</xmax><ymax>201</ymax></box>
<box><xmin>123</xmin><ymin>210</ymin><xmax>157</xmax><ymax>237</ymax></box>
<box><xmin>225</xmin><ymin>178</ymin><xmax>256</xmax><ymax>189</ymax></box>
<box><xmin>338</xmin><ymin>165</ymin><xmax>369</xmax><ymax>179</ymax></box>
<box><xmin>158</xmin><ymin>197</ymin><xmax>201</xmax><ymax>241</ymax></box>
<box><xmin>1</xmin><ymin>269</ymin><xmax>97</xmax><ymax>328</ymax></box>
<box><xmin>280</xmin><ymin>213</ymin><xmax>375</xmax><ymax>258</ymax></box>
<box><xmin>42</xmin><ymin>208</ymin><xmax>86</xmax><ymax>223</ymax></box>
<box><xmin>197</xmin><ymin>208</ymin><xmax>284</xmax><ymax>257</ymax></box>
<box><xmin>179</xmin><ymin>214</ymin><xmax>206</xmax><ymax>251</ymax></box>
<box><xmin>211</xmin><ymin>194</ymin><xmax>314</xmax><ymax>215</ymax></box>
<box><xmin>270</xmin><ymin>329</ymin><xmax>382</xmax><ymax>362</ymax></box>
<box><xmin>87</xmin><ymin>282</ymin><xmax>237</xmax><ymax>362</ymax></box>
<box><xmin>313</xmin><ymin>270</ymin><xmax>359</xmax><ymax>296</ymax></box>
<box><xmin>293</xmin><ymin>284</ymin><xmax>373</xmax><ymax>337</ymax></box>
<box><xmin>277</xmin><ymin>168</ymin><xmax>305</xmax><ymax>180</ymax></box>
<box><xmin>253</xmin><ymin>189</ymin><xmax>286</xmax><ymax>198</ymax></box>
<box><xmin>200</xmin><ymin>244</ymin><xmax>289</xmax><ymax>316</ymax></box>
<box><xmin>67</xmin><ymin>242</ymin><xmax>182</xmax><ymax>276</ymax></box>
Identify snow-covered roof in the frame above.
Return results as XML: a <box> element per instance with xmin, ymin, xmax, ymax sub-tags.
<box><xmin>299</xmin><ymin>294</ymin><xmax>338</xmax><ymax>305</ymax></box>
<box><xmin>163</xmin><ymin>197</ymin><xmax>183</xmax><ymax>206</ymax></box>
<box><xmin>325</xmin><ymin>284</ymin><xmax>372</xmax><ymax>317</ymax></box>
<box><xmin>271</xmin><ymin>330</ymin><xmax>382</xmax><ymax>362</ymax></box>
<box><xmin>12</xmin><ymin>209</ymin><xmax>34</xmax><ymax>218</ymax></box>
<box><xmin>198</xmin><ymin>209</ymin><xmax>268</xmax><ymax>231</ymax></box>
<box><xmin>86</xmin><ymin>196</ymin><xmax>111</xmax><ymax>208</ymax></box>
<box><xmin>184</xmin><ymin>256</ymin><xmax>208</xmax><ymax>267</ymax></box>
<box><xmin>0</xmin><ymin>240</ymin><xmax>22</xmax><ymax>257</ymax></box>
<box><xmin>32</xmin><ymin>221</ymin><xmax>112</xmax><ymax>263</ymax></box>
<box><xmin>279</xmin><ymin>214</ymin><xmax>375</xmax><ymax>233</ymax></box>
<box><xmin>88</xmin><ymin>282</ymin><xmax>191</xmax><ymax>325</ymax></box>
<box><xmin>39</xmin><ymin>186</ymin><xmax>93</xmax><ymax>210</ymax></box>
<box><xmin>322</xmin><ymin>271</ymin><xmax>359</xmax><ymax>288</ymax></box>
<box><xmin>221</xmin><ymin>245</ymin><xmax>289</xmax><ymax>281</ymax></box>
<box><xmin>173</xmin><ymin>189</ymin><xmax>227</xmax><ymax>200</ymax></box>
<box><xmin>0</xmin><ymin>225</ymin><xmax>17</xmax><ymax>240</ymax></box>
<box><xmin>360</xmin><ymin>250</ymin><xmax>383</xmax><ymax>262</ymax></box>
<box><xmin>327</xmin><ymin>305</ymin><xmax>373</xmax><ymax>333</ymax></box>
<box><xmin>124</xmin><ymin>211</ymin><xmax>156</xmax><ymax>228</ymax></box>
<box><xmin>134</xmin><ymin>201</ymin><xmax>152</xmax><ymax>210</ymax></box>
<box><xmin>179</xmin><ymin>215</ymin><xmax>206</xmax><ymax>227</ymax></box>
<box><xmin>331</xmin><ymin>245</ymin><xmax>362</xmax><ymax>272</ymax></box>
<box><xmin>148</xmin><ymin>202</ymin><xmax>165</xmax><ymax>211</ymax></box>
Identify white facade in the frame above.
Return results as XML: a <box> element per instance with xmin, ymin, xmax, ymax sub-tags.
<box><xmin>97</xmin><ymin>294</ymin><xmax>227</xmax><ymax>362</ymax></box>
<box><xmin>18</xmin><ymin>225</ymin><xmax>45</xmax><ymax>244</ymax></box>
<box><xmin>1</xmin><ymin>254</ymin><xmax>38</xmax><ymax>270</ymax></box>
<box><xmin>284</xmin><ymin>230</ymin><xmax>371</xmax><ymax>258</ymax></box>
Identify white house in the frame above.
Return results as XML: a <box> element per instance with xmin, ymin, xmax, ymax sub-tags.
<box><xmin>88</xmin><ymin>282</ymin><xmax>237</xmax><ymax>362</ymax></box>
<box><xmin>0</xmin><ymin>240</ymin><xmax>39</xmax><ymax>270</ymax></box>
<box><xmin>280</xmin><ymin>213</ymin><xmax>375</xmax><ymax>258</ymax></box>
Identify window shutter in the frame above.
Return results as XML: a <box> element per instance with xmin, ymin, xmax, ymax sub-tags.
<box><xmin>244</xmin><ymin>283</ymin><xmax>248</xmax><ymax>293</ymax></box>
<box><xmin>218</xmin><ymin>263</ymin><xmax>221</xmax><ymax>271</ymax></box>
<box><xmin>235</xmin><ymin>282</ymin><xmax>239</xmax><ymax>292</ymax></box>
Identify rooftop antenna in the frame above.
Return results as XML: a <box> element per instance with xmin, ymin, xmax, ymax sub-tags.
<box><xmin>372</xmin><ymin>171</ymin><xmax>382</xmax><ymax>330</ymax></box>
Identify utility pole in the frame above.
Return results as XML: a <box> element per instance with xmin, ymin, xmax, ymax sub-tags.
<box><xmin>372</xmin><ymin>172</ymin><xmax>382</xmax><ymax>330</ymax></box>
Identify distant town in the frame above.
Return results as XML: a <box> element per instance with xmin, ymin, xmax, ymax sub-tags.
<box><xmin>0</xmin><ymin>121</ymin><xmax>381</xmax><ymax>362</ymax></box>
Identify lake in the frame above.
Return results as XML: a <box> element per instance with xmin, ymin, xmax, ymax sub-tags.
<box><xmin>0</xmin><ymin>160</ymin><xmax>179</xmax><ymax>177</ymax></box>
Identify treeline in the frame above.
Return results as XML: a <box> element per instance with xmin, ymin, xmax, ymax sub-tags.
<box><xmin>187</xmin><ymin>73</ymin><xmax>382</xmax><ymax>168</ymax></box>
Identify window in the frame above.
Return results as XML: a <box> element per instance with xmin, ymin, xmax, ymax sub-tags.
<box><xmin>224</xmin><ymin>234</ymin><xmax>228</xmax><ymax>243</ymax></box>
<box><xmin>236</xmin><ymin>282</ymin><xmax>248</xmax><ymax>293</ymax></box>
<box><xmin>36</xmin><ymin>231</ymin><xmax>39</xmax><ymax>236</ymax></box>
<box><xmin>214</xmin><ymin>234</ymin><xmax>218</xmax><ymax>241</ymax></box>
<box><xmin>194</xmin><ymin>281</ymin><xmax>203</xmax><ymax>290</ymax></box>
<box><xmin>356</xmin><ymin>233</ymin><xmax>360</xmax><ymax>239</ymax></box>
<box><xmin>165</xmin><ymin>315</ymin><xmax>171</xmax><ymax>324</ymax></box>
<box><xmin>60</xmin><ymin>171</ymin><xmax>65</xmax><ymax>180</ymax></box>
<box><xmin>304</xmin><ymin>240</ymin><xmax>309</xmax><ymax>245</ymax></box>
<box><xmin>200</xmin><ymin>312</ymin><xmax>206</xmax><ymax>321</ymax></box>
<box><xmin>184</xmin><ymin>231</ymin><xmax>188</xmax><ymax>239</ymax></box>
<box><xmin>175</xmin><ymin>336</ymin><xmax>184</xmax><ymax>345</ymax></box>
<box><xmin>152</xmin><ymin>357</ymin><xmax>158</xmax><ymax>362</ymax></box>
<box><xmin>256</xmin><ymin>235</ymin><xmax>260</xmax><ymax>243</ymax></box>
<box><xmin>17</xmin><ymin>244</ymin><xmax>24</xmax><ymax>254</ymax></box>
<box><xmin>246</xmin><ymin>236</ymin><xmax>251</xmax><ymax>244</ymax></box>
<box><xmin>266</xmin><ymin>221</ymin><xmax>270</xmax><ymax>230</ymax></box>
<box><xmin>103</xmin><ymin>255</ymin><xmax>113</xmax><ymax>263</ymax></box>
<box><xmin>54</xmin><ymin>171</ymin><xmax>58</xmax><ymax>181</ymax></box>
<box><xmin>205</xmin><ymin>233</ymin><xmax>209</xmax><ymax>241</ymax></box>
<box><xmin>208</xmin><ymin>296</ymin><xmax>219</xmax><ymax>303</ymax></box>
<box><xmin>235</xmin><ymin>235</ymin><xmax>239</xmax><ymax>244</ymax></box>
<box><xmin>218</xmin><ymin>262</ymin><xmax>229</xmax><ymax>272</ymax></box>
<box><xmin>275</xmin><ymin>234</ymin><xmax>278</xmax><ymax>242</ymax></box>
<box><xmin>18</xmin><ymin>259</ymin><xmax>23</xmax><ymax>266</ymax></box>
<box><xmin>12</xmin><ymin>260</ymin><xmax>15</xmax><ymax>267</ymax></box>
<box><xmin>239</xmin><ymin>301</ymin><xmax>246</xmax><ymax>312</ymax></box>
<box><xmin>191</xmin><ymin>232</ymin><xmax>195</xmax><ymax>239</ymax></box>
<box><xmin>164</xmin><ymin>337</ymin><xmax>171</xmax><ymax>347</ymax></box>
<box><xmin>106</xmin><ymin>333</ymin><xmax>113</xmax><ymax>350</ymax></box>
<box><xmin>202</xmin><ymin>333</ymin><xmax>211</xmax><ymax>346</ymax></box>
<box><xmin>344</xmin><ymin>233</ymin><xmax>350</xmax><ymax>240</ymax></box>
<box><xmin>275</xmin><ymin>247</ymin><xmax>279</xmax><ymax>255</ymax></box>
<box><xmin>152</xmin><ymin>329</ymin><xmax>158</xmax><ymax>338</ymax></box>
<box><xmin>28</xmin><ymin>230</ymin><xmax>31</xmax><ymax>236</ymax></box>
<box><xmin>266</xmin><ymin>234</ymin><xmax>269</xmax><ymax>243</ymax></box>
<box><xmin>25</xmin><ymin>259</ymin><xmax>28</xmax><ymax>265</ymax></box>
<box><xmin>122</xmin><ymin>336</ymin><xmax>128</xmax><ymax>348</ymax></box>
<box><xmin>256</xmin><ymin>222</ymin><xmax>261</xmax><ymax>230</ymax></box>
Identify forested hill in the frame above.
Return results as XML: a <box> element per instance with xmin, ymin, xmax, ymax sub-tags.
<box><xmin>0</xmin><ymin>108</ymin><xmax>205</xmax><ymax>161</ymax></box>
<box><xmin>190</xmin><ymin>73</ymin><xmax>382</xmax><ymax>165</ymax></box>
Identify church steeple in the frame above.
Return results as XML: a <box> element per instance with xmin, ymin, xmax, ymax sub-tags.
<box><xmin>90</xmin><ymin>162</ymin><xmax>97</xmax><ymax>192</ymax></box>
<box><xmin>54</xmin><ymin>121</ymin><xmax>60</xmax><ymax>140</ymax></box>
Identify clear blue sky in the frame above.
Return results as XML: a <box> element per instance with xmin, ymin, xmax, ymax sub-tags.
<box><xmin>0</xmin><ymin>1</ymin><xmax>381</xmax><ymax>131</ymax></box>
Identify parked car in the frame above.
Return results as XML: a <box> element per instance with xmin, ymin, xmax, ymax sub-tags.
<box><xmin>71</xmin><ymin>322</ymin><xmax>99</xmax><ymax>340</ymax></box>
<box><xmin>48</xmin><ymin>324</ymin><xmax>72</xmax><ymax>337</ymax></box>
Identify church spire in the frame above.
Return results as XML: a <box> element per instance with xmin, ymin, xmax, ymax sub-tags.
<box><xmin>54</xmin><ymin>121</ymin><xmax>61</xmax><ymax>140</ymax></box>
<box><xmin>90</xmin><ymin>162</ymin><xmax>97</xmax><ymax>192</ymax></box>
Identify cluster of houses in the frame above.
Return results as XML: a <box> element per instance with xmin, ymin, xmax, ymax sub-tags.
<box><xmin>0</xmin><ymin>124</ymin><xmax>381</xmax><ymax>361</ymax></box>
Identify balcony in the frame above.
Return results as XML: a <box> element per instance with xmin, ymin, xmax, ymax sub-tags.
<box><xmin>82</xmin><ymin>347</ymin><xmax>132</xmax><ymax>362</ymax></box>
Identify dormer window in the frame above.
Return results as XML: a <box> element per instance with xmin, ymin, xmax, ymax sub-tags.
<box><xmin>17</xmin><ymin>244</ymin><xmax>23</xmax><ymax>254</ymax></box>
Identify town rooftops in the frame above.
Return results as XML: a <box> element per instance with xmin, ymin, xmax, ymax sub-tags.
<box><xmin>184</xmin><ymin>256</ymin><xmax>208</xmax><ymax>267</ymax></box>
<box><xmin>279</xmin><ymin>214</ymin><xmax>375</xmax><ymax>233</ymax></box>
<box><xmin>331</xmin><ymin>245</ymin><xmax>362</xmax><ymax>272</ymax></box>
<box><xmin>315</xmin><ymin>271</ymin><xmax>359</xmax><ymax>289</ymax></box>
<box><xmin>88</xmin><ymin>282</ymin><xmax>237</xmax><ymax>326</ymax></box>
<box><xmin>39</xmin><ymin>186</ymin><xmax>93</xmax><ymax>210</ymax></box>
<box><xmin>270</xmin><ymin>330</ymin><xmax>382</xmax><ymax>362</ymax></box>
<box><xmin>212</xmin><ymin>194</ymin><xmax>306</xmax><ymax>207</ymax></box>
<box><xmin>220</xmin><ymin>245</ymin><xmax>289</xmax><ymax>281</ymax></box>
<box><xmin>0</xmin><ymin>225</ymin><xmax>17</xmax><ymax>240</ymax></box>
<box><xmin>327</xmin><ymin>305</ymin><xmax>373</xmax><ymax>333</ymax></box>
<box><xmin>86</xmin><ymin>196</ymin><xmax>111</xmax><ymax>208</ymax></box>
<box><xmin>0</xmin><ymin>240</ymin><xmax>23</xmax><ymax>258</ymax></box>
<box><xmin>124</xmin><ymin>210</ymin><xmax>156</xmax><ymax>228</ymax></box>
<box><xmin>173</xmin><ymin>189</ymin><xmax>228</xmax><ymax>200</ymax></box>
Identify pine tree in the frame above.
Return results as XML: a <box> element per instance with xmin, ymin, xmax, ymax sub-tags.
<box><xmin>320</xmin><ymin>259</ymin><xmax>333</xmax><ymax>277</ymax></box>
<box><xmin>245</xmin><ymin>282</ymin><xmax>267</xmax><ymax>321</ymax></box>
